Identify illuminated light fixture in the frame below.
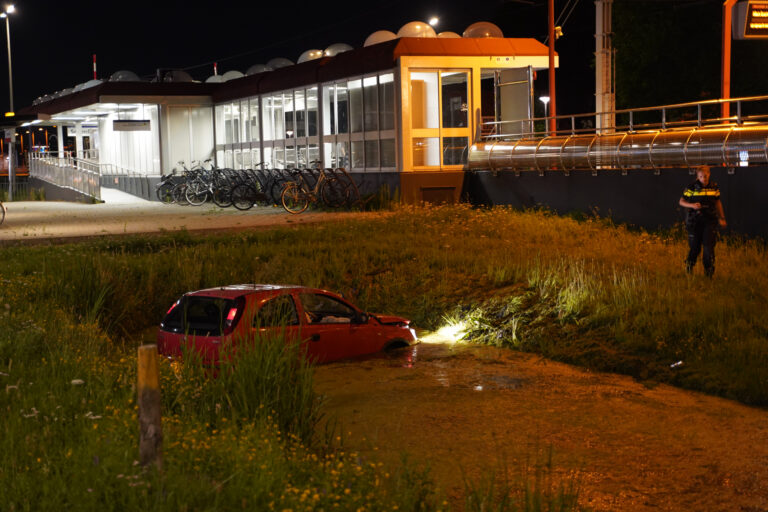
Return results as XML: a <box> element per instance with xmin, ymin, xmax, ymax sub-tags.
<box><xmin>4</xmin><ymin>111</ymin><xmax>13</xmax><ymax>117</ymax></box>
<box><xmin>539</xmin><ymin>95</ymin><xmax>551</xmax><ymax>121</ymax></box>
<box><xmin>428</xmin><ymin>16</ymin><xmax>439</xmax><ymax>27</ymax></box>
<box><xmin>5</xmin><ymin>5</ymin><xmax>14</xmax><ymax>14</ymax></box>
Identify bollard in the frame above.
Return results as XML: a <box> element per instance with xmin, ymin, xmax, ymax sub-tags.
<box><xmin>137</xmin><ymin>344</ymin><xmax>163</xmax><ymax>469</ymax></box>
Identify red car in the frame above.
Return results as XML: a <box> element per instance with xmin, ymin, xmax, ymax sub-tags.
<box><xmin>157</xmin><ymin>284</ymin><xmax>418</xmax><ymax>364</ymax></box>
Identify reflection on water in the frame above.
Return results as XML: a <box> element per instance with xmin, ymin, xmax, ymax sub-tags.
<box><xmin>351</xmin><ymin>341</ymin><xmax>525</xmax><ymax>390</ymax></box>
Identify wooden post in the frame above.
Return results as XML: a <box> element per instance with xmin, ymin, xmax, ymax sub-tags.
<box><xmin>138</xmin><ymin>344</ymin><xmax>163</xmax><ymax>469</ymax></box>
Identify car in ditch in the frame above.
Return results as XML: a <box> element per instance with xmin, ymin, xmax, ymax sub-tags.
<box><xmin>157</xmin><ymin>284</ymin><xmax>418</xmax><ymax>364</ymax></box>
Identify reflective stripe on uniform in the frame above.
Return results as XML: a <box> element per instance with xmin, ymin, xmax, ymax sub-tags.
<box><xmin>684</xmin><ymin>189</ymin><xmax>720</xmax><ymax>197</ymax></box>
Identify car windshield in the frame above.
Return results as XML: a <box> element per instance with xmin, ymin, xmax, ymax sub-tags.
<box><xmin>161</xmin><ymin>296</ymin><xmax>236</xmax><ymax>336</ymax></box>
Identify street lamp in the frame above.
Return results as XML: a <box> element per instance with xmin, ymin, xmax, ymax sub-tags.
<box><xmin>539</xmin><ymin>96</ymin><xmax>550</xmax><ymax>135</ymax></box>
<box><xmin>1</xmin><ymin>4</ymin><xmax>15</xmax><ymax>201</ymax></box>
<box><xmin>1</xmin><ymin>4</ymin><xmax>14</xmax><ymax>115</ymax></box>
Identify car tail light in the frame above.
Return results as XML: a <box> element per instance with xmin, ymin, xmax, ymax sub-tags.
<box><xmin>166</xmin><ymin>301</ymin><xmax>179</xmax><ymax>315</ymax></box>
<box><xmin>223</xmin><ymin>296</ymin><xmax>246</xmax><ymax>335</ymax></box>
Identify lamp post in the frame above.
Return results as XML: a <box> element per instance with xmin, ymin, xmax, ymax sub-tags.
<box><xmin>1</xmin><ymin>4</ymin><xmax>14</xmax><ymax>201</ymax></box>
<box><xmin>539</xmin><ymin>96</ymin><xmax>550</xmax><ymax>135</ymax></box>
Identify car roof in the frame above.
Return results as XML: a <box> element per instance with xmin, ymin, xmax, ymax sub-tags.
<box><xmin>185</xmin><ymin>284</ymin><xmax>333</xmax><ymax>299</ymax></box>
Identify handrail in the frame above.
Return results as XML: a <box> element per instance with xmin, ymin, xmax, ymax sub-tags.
<box><xmin>481</xmin><ymin>94</ymin><xmax>768</xmax><ymax>141</ymax></box>
<box><xmin>28</xmin><ymin>152</ymin><xmax>101</xmax><ymax>200</ymax></box>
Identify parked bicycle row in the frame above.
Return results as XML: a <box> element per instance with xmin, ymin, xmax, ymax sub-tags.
<box><xmin>155</xmin><ymin>163</ymin><xmax>362</xmax><ymax>213</ymax></box>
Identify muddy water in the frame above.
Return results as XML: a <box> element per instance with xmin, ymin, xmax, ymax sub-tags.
<box><xmin>314</xmin><ymin>340</ymin><xmax>768</xmax><ymax>511</ymax></box>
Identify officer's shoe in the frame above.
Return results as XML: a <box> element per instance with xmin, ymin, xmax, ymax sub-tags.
<box><xmin>704</xmin><ymin>266</ymin><xmax>715</xmax><ymax>278</ymax></box>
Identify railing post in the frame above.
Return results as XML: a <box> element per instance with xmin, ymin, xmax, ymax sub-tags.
<box><xmin>737</xmin><ymin>101</ymin><xmax>742</xmax><ymax>125</ymax></box>
<box><xmin>698</xmin><ymin>104</ymin><xmax>702</xmax><ymax>127</ymax></box>
<box><xmin>662</xmin><ymin>108</ymin><xmax>666</xmax><ymax>130</ymax></box>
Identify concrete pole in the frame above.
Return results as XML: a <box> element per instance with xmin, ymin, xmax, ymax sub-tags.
<box><xmin>56</xmin><ymin>125</ymin><xmax>64</xmax><ymax>161</ymax></box>
<box><xmin>595</xmin><ymin>0</ymin><xmax>615</xmax><ymax>133</ymax></box>
<box><xmin>721</xmin><ymin>0</ymin><xmax>738</xmax><ymax>120</ymax></box>
<box><xmin>75</xmin><ymin>122</ymin><xmax>83</xmax><ymax>158</ymax></box>
<box><xmin>548</xmin><ymin>0</ymin><xmax>557</xmax><ymax>135</ymax></box>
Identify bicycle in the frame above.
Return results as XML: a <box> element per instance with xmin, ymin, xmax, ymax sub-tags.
<box><xmin>280</xmin><ymin>168</ymin><xmax>342</xmax><ymax>214</ymax></box>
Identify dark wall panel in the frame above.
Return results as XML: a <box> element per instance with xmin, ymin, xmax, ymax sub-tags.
<box><xmin>465</xmin><ymin>166</ymin><xmax>768</xmax><ymax>238</ymax></box>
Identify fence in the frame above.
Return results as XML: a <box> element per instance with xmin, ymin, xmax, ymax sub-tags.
<box><xmin>29</xmin><ymin>152</ymin><xmax>101</xmax><ymax>200</ymax></box>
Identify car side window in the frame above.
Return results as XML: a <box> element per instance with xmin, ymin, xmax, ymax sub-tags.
<box><xmin>253</xmin><ymin>294</ymin><xmax>299</xmax><ymax>327</ymax></box>
<box><xmin>299</xmin><ymin>293</ymin><xmax>356</xmax><ymax>324</ymax></box>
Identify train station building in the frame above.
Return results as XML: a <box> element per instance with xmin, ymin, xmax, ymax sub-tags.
<box><xmin>18</xmin><ymin>21</ymin><xmax>554</xmax><ymax>203</ymax></box>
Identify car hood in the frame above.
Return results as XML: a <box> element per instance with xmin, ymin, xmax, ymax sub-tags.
<box><xmin>373</xmin><ymin>314</ymin><xmax>410</xmax><ymax>326</ymax></box>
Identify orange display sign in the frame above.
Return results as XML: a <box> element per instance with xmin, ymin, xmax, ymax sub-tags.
<box><xmin>745</xmin><ymin>1</ymin><xmax>768</xmax><ymax>38</ymax></box>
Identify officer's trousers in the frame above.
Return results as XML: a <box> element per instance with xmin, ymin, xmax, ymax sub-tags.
<box><xmin>686</xmin><ymin>220</ymin><xmax>717</xmax><ymax>276</ymax></box>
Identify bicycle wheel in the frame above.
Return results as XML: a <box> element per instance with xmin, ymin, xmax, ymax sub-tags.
<box><xmin>212</xmin><ymin>185</ymin><xmax>233</xmax><ymax>208</ymax></box>
<box><xmin>171</xmin><ymin>183</ymin><xmax>187</xmax><ymax>205</ymax></box>
<box><xmin>231</xmin><ymin>184</ymin><xmax>255</xmax><ymax>211</ymax></box>
<box><xmin>320</xmin><ymin>178</ymin><xmax>347</xmax><ymax>208</ymax></box>
<box><xmin>281</xmin><ymin>183</ymin><xmax>310</xmax><ymax>214</ymax></box>
<box><xmin>0</xmin><ymin>202</ymin><xmax>5</xmax><ymax>226</ymax></box>
<box><xmin>185</xmin><ymin>181</ymin><xmax>209</xmax><ymax>206</ymax></box>
<box><xmin>156</xmin><ymin>182</ymin><xmax>174</xmax><ymax>204</ymax></box>
<box><xmin>270</xmin><ymin>180</ymin><xmax>286</xmax><ymax>205</ymax></box>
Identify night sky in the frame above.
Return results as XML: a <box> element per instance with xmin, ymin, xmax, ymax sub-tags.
<box><xmin>1</xmin><ymin>0</ymin><xmax>758</xmax><ymax>117</ymax></box>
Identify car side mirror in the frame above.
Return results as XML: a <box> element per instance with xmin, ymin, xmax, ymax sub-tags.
<box><xmin>354</xmin><ymin>313</ymin><xmax>369</xmax><ymax>324</ymax></box>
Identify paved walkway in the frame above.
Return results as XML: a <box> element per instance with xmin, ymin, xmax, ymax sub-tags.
<box><xmin>0</xmin><ymin>188</ymin><xmax>369</xmax><ymax>243</ymax></box>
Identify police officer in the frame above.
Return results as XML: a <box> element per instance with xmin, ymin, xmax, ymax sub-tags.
<box><xmin>678</xmin><ymin>166</ymin><xmax>727</xmax><ymax>277</ymax></box>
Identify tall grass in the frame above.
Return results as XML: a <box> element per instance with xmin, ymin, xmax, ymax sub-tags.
<box><xmin>2</xmin><ymin>204</ymin><xmax>767</xmax><ymax>509</ymax></box>
<box><xmin>464</xmin><ymin>448</ymin><xmax>584</xmax><ymax>512</ymax></box>
<box><xmin>3</xmin><ymin>205</ymin><xmax>768</xmax><ymax>404</ymax></box>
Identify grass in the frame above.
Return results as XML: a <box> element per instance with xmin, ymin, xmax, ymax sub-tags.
<box><xmin>3</xmin><ymin>203</ymin><xmax>766</xmax><ymax>509</ymax></box>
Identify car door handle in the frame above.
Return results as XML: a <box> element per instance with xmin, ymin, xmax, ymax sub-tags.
<box><xmin>310</xmin><ymin>334</ymin><xmax>320</xmax><ymax>342</ymax></box>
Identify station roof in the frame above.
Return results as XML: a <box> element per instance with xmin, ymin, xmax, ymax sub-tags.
<box><xmin>19</xmin><ymin>37</ymin><xmax>554</xmax><ymax>117</ymax></box>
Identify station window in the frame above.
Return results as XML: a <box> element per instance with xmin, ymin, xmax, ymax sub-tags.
<box><xmin>363</xmin><ymin>76</ymin><xmax>378</xmax><ymax>132</ymax></box>
<box><xmin>250</xmin><ymin>99</ymin><xmax>260</xmax><ymax>143</ymax></box>
<box><xmin>441</xmin><ymin>72</ymin><xmax>469</xmax><ymax>128</ymax></box>
<box><xmin>232</xmin><ymin>103</ymin><xmax>241</xmax><ymax>144</ymax></box>
<box><xmin>379</xmin><ymin>73</ymin><xmax>395</xmax><ymax>131</ymax></box>
<box><xmin>349</xmin><ymin>79</ymin><xmax>363</xmax><ymax>133</ymax></box>
<box><xmin>410</xmin><ymin>72</ymin><xmax>439</xmax><ymax>129</ymax></box>
<box><xmin>307</xmin><ymin>87</ymin><xmax>318</xmax><ymax>137</ymax></box>
<box><xmin>381</xmin><ymin>139</ymin><xmax>396</xmax><ymax>168</ymax></box>
<box><xmin>365</xmin><ymin>140</ymin><xmax>379</xmax><ymax>168</ymax></box>
<box><xmin>284</xmin><ymin>92</ymin><xmax>295</xmax><ymax>139</ymax></box>
<box><xmin>413</xmin><ymin>137</ymin><xmax>440</xmax><ymax>166</ymax></box>
<box><xmin>295</xmin><ymin>90</ymin><xmax>306</xmax><ymax>138</ymax></box>
<box><xmin>443</xmin><ymin>137</ymin><xmax>468</xmax><ymax>165</ymax></box>
<box><xmin>351</xmin><ymin>140</ymin><xmax>364</xmax><ymax>169</ymax></box>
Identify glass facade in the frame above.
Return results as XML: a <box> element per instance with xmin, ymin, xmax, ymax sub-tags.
<box><xmin>216</xmin><ymin>71</ymin><xmax>396</xmax><ymax>171</ymax></box>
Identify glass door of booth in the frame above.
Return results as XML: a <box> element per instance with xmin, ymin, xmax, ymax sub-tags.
<box><xmin>409</xmin><ymin>70</ymin><xmax>471</xmax><ymax>170</ymax></box>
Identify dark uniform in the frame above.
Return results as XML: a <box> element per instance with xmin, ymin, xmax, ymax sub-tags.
<box><xmin>681</xmin><ymin>179</ymin><xmax>721</xmax><ymax>276</ymax></box>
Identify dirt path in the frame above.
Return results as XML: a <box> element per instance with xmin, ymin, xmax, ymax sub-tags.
<box><xmin>315</xmin><ymin>340</ymin><xmax>768</xmax><ymax>511</ymax></box>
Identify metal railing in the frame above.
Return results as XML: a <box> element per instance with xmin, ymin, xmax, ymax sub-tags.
<box><xmin>29</xmin><ymin>152</ymin><xmax>101</xmax><ymax>200</ymax></box>
<box><xmin>469</xmin><ymin>95</ymin><xmax>768</xmax><ymax>173</ymax></box>
<box><xmin>480</xmin><ymin>95</ymin><xmax>768</xmax><ymax>140</ymax></box>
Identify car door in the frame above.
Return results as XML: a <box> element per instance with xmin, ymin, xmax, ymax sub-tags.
<box><xmin>251</xmin><ymin>293</ymin><xmax>302</xmax><ymax>349</ymax></box>
<box><xmin>297</xmin><ymin>292</ymin><xmax>382</xmax><ymax>363</ymax></box>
